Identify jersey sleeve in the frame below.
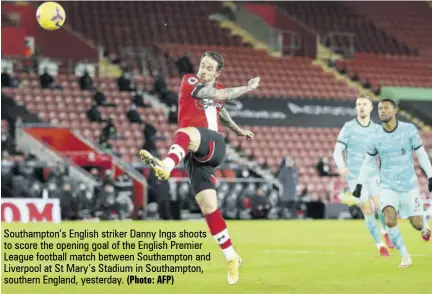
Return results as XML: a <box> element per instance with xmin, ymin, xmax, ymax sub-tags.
<box><xmin>409</xmin><ymin>124</ymin><xmax>423</xmax><ymax>150</ymax></box>
<box><xmin>336</xmin><ymin>123</ymin><xmax>350</xmax><ymax>145</ymax></box>
<box><xmin>366</xmin><ymin>133</ymin><xmax>378</xmax><ymax>156</ymax></box>
<box><xmin>180</xmin><ymin>75</ymin><xmax>200</xmax><ymax>97</ymax></box>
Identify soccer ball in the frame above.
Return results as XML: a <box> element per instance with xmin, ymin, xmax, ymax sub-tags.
<box><xmin>36</xmin><ymin>2</ymin><xmax>66</xmax><ymax>31</ymax></box>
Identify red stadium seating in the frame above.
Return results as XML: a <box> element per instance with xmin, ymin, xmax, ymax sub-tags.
<box><xmin>270</xmin><ymin>2</ymin><xmax>432</xmax><ymax>88</ymax></box>
<box><xmin>2</xmin><ymin>72</ymin><xmax>228</xmax><ymax>163</ymax></box>
<box><xmin>3</xmin><ymin>70</ymin><xmax>431</xmax><ymax>198</ymax></box>
<box><xmin>345</xmin><ymin>2</ymin><xmax>432</xmax><ymax>59</ymax></box>
<box><xmin>158</xmin><ymin>43</ymin><xmax>360</xmax><ymax>100</ymax></box>
<box><xmin>1</xmin><ymin>12</ymin><xmax>15</xmax><ymax>27</ymax></box>
<box><xmin>335</xmin><ymin>54</ymin><xmax>432</xmax><ymax>88</ymax></box>
<box><xmin>59</xmin><ymin>1</ymin><xmax>361</xmax><ymax>100</ymax></box>
<box><xmin>272</xmin><ymin>1</ymin><xmax>417</xmax><ymax>56</ymax></box>
<box><xmin>61</xmin><ymin>1</ymin><xmax>249</xmax><ymax>54</ymax></box>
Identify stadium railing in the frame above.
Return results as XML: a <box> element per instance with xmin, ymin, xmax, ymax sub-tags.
<box><xmin>16</xmin><ymin>122</ymin><xmax>98</xmax><ymax>189</ymax></box>
<box><xmin>2</xmin><ymin>55</ymin><xmax>120</xmax><ymax>78</ymax></box>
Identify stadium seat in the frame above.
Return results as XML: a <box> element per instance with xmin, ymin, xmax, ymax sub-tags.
<box><xmin>60</xmin><ymin>1</ymin><xmax>251</xmax><ymax>54</ymax></box>
<box><xmin>5</xmin><ymin>71</ymin><xmax>430</xmax><ymax>197</ymax></box>
<box><xmin>1</xmin><ymin>12</ymin><xmax>15</xmax><ymax>27</ymax></box>
<box><xmin>272</xmin><ymin>1</ymin><xmax>417</xmax><ymax>56</ymax></box>
<box><xmin>25</xmin><ymin>0</ymin><xmax>361</xmax><ymax>100</ymax></box>
<box><xmin>336</xmin><ymin>54</ymin><xmax>432</xmax><ymax>88</ymax></box>
<box><xmin>156</xmin><ymin>43</ymin><xmax>360</xmax><ymax>100</ymax></box>
<box><xmin>345</xmin><ymin>1</ymin><xmax>432</xmax><ymax>59</ymax></box>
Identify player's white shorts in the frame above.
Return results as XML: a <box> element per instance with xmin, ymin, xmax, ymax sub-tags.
<box><xmin>379</xmin><ymin>187</ymin><xmax>423</xmax><ymax>219</ymax></box>
<box><xmin>347</xmin><ymin>177</ymin><xmax>380</xmax><ymax>204</ymax></box>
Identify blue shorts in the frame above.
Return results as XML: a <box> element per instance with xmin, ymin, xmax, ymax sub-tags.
<box><xmin>348</xmin><ymin>177</ymin><xmax>380</xmax><ymax>204</ymax></box>
<box><xmin>379</xmin><ymin>187</ymin><xmax>423</xmax><ymax>219</ymax></box>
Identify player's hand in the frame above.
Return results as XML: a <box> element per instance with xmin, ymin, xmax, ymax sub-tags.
<box><xmin>339</xmin><ymin>168</ymin><xmax>349</xmax><ymax>177</ymax></box>
<box><xmin>237</xmin><ymin>129</ymin><xmax>254</xmax><ymax>139</ymax></box>
<box><xmin>247</xmin><ymin>77</ymin><xmax>260</xmax><ymax>91</ymax></box>
<box><xmin>428</xmin><ymin>177</ymin><xmax>432</xmax><ymax>192</ymax></box>
<box><xmin>352</xmin><ymin>184</ymin><xmax>362</xmax><ymax>198</ymax></box>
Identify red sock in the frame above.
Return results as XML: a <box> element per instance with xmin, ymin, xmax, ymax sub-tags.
<box><xmin>166</xmin><ymin>131</ymin><xmax>190</xmax><ymax>166</ymax></box>
<box><xmin>205</xmin><ymin>210</ymin><xmax>233</xmax><ymax>250</ymax></box>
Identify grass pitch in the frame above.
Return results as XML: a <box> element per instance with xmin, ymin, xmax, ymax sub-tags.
<box><xmin>2</xmin><ymin>220</ymin><xmax>431</xmax><ymax>294</ymax></box>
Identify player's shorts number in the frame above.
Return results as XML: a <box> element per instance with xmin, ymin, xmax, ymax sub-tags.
<box><xmin>414</xmin><ymin>198</ymin><xmax>421</xmax><ymax>208</ymax></box>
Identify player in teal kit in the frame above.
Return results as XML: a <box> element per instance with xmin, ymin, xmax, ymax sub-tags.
<box><xmin>353</xmin><ymin>99</ymin><xmax>432</xmax><ymax>268</ymax></box>
<box><xmin>333</xmin><ymin>95</ymin><xmax>394</xmax><ymax>256</ymax></box>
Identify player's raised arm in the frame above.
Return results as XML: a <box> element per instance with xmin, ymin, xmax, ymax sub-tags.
<box><xmin>191</xmin><ymin>77</ymin><xmax>260</xmax><ymax>102</ymax></box>
<box><xmin>219</xmin><ymin>108</ymin><xmax>254</xmax><ymax>139</ymax></box>
<box><xmin>410</xmin><ymin>126</ymin><xmax>432</xmax><ymax>191</ymax></box>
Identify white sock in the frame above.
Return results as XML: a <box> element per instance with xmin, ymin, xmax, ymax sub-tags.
<box><xmin>222</xmin><ymin>246</ymin><xmax>237</xmax><ymax>261</ymax></box>
<box><xmin>213</xmin><ymin>228</ymin><xmax>236</xmax><ymax>261</ymax></box>
<box><xmin>162</xmin><ymin>157</ymin><xmax>175</xmax><ymax>172</ymax></box>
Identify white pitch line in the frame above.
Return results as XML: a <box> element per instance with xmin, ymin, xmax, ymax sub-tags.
<box><xmin>260</xmin><ymin>250</ymin><xmax>431</xmax><ymax>257</ymax></box>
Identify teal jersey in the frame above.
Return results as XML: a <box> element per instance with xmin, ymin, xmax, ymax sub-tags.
<box><xmin>366</xmin><ymin>121</ymin><xmax>423</xmax><ymax>192</ymax></box>
<box><xmin>337</xmin><ymin>118</ymin><xmax>380</xmax><ymax>180</ymax></box>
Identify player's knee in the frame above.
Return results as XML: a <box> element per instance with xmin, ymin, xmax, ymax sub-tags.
<box><xmin>385</xmin><ymin>219</ymin><xmax>397</xmax><ymax>228</ymax></box>
<box><xmin>384</xmin><ymin>215</ymin><xmax>397</xmax><ymax>228</ymax></box>
<box><xmin>176</xmin><ymin>127</ymin><xmax>200</xmax><ymax>152</ymax></box>
<box><xmin>383</xmin><ymin>214</ymin><xmax>397</xmax><ymax>228</ymax></box>
<box><xmin>176</xmin><ymin>127</ymin><xmax>198</xmax><ymax>139</ymax></box>
<box><xmin>382</xmin><ymin>206</ymin><xmax>397</xmax><ymax>227</ymax></box>
<box><xmin>195</xmin><ymin>189</ymin><xmax>217</xmax><ymax>216</ymax></box>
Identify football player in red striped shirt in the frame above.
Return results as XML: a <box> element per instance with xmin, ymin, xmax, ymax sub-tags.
<box><xmin>140</xmin><ymin>51</ymin><xmax>260</xmax><ymax>284</ymax></box>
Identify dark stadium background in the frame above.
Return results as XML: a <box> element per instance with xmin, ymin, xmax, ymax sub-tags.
<box><xmin>1</xmin><ymin>1</ymin><xmax>431</xmax><ymax>223</ymax></box>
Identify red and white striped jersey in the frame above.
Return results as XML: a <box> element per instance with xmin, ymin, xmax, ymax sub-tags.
<box><xmin>178</xmin><ymin>74</ymin><xmax>225</xmax><ymax>133</ymax></box>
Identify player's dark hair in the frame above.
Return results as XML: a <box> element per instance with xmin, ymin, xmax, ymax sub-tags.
<box><xmin>380</xmin><ymin>98</ymin><xmax>397</xmax><ymax>109</ymax></box>
<box><xmin>202</xmin><ymin>51</ymin><xmax>224</xmax><ymax>71</ymax></box>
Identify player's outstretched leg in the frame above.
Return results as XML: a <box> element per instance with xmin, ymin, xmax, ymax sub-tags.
<box><xmin>196</xmin><ymin>190</ymin><xmax>241</xmax><ymax>285</ymax></box>
<box><xmin>140</xmin><ymin>128</ymin><xmax>198</xmax><ymax>180</ymax></box>
<box><xmin>405</xmin><ymin>190</ymin><xmax>430</xmax><ymax>242</ymax></box>
<box><xmin>383</xmin><ymin>207</ymin><xmax>412</xmax><ymax>267</ymax></box>
<box><xmin>359</xmin><ymin>202</ymin><xmax>389</xmax><ymax>256</ymax></box>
